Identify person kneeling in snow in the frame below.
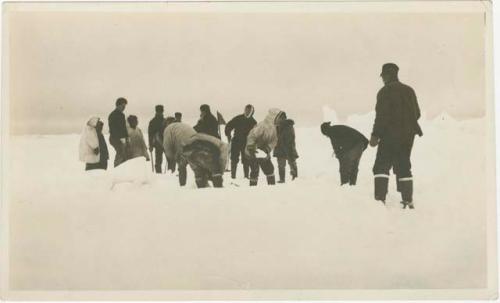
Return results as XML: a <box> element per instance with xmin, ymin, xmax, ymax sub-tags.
<box><xmin>126</xmin><ymin>115</ymin><xmax>150</xmax><ymax>162</ymax></box>
<box><xmin>273</xmin><ymin>112</ymin><xmax>299</xmax><ymax>183</ymax></box>
<box><xmin>181</xmin><ymin>133</ymin><xmax>228</xmax><ymax>188</ymax></box>
<box><xmin>79</xmin><ymin>117</ymin><xmax>109</xmax><ymax>170</ymax></box>
<box><xmin>245</xmin><ymin>108</ymin><xmax>286</xmax><ymax>186</ymax></box>
<box><xmin>320</xmin><ymin>122</ymin><xmax>368</xmax><ymax>186</ymax></box>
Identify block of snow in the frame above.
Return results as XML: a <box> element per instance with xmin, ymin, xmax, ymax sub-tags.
<box><xmin>111</xmin><ymin>157</ymin><xmax>154</xmax><ymax>189</ymax></box>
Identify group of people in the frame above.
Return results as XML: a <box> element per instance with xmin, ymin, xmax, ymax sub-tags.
<box><xmin>79</xmin><ymin>63</ymin><xmax>422</xmax><ymax>208</ymax></box>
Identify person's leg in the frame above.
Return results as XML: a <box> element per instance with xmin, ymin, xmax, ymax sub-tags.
<box><xmin>397</xmin><ymin>136</ymin><xmax>415</xmax><ymax>207</ymax></box>
<box><xmin>209</xmin><ymin>154</ymin><xmax>224</xmax><ymax>188</ymax></box>
<box><xmin>338</xmin><ymin>155</ymin><xmax>350</xmax><ymax>185</ymax></box>
<box><xmin>110</xmin><ymin>138</ymin><xmax>121</xmax><ymax>167</ymax></box>
<box><xmin>372</xmin><ymin>139</ymin><xmax>394</xmax><ymax>202</ymax></box>
<box><xmin>259</xmin><ymin>158</ymin><xmax>275</xmax><ymax>185</ymax></box>
<box><xmin>194</xmin><ymin>169</ymin><xmax>209</xmax><ymax>188</ymax></box>
<box><xmin>288</xmin><ymin>159</ymin><xmax>298</xmax><ymax>180</ymax></box>
<box><xmin>85</xmin><ymin>163</ymin><xmax>98</xmax><ymax>171</ymax></box>
<box><xmin>241</xmin><ymin>146</ymin><xmax>250</xmax><ymax>179</ymax></box>
<box><xmin>177</xmin><ymin>158</ymin><xmax>188</xmax><ymax>186</ymax></box>
<box><xmin>154</xmin><ymin>146</ymin><xmax>163</xmax><ymax>173</ymax></box>
<box><xmin>277</xmin><ymin>157</ymin><xmax>286</xmax><ymax>183</ymax></box>
<box><xmin>349</xmin><ymin>143</ymin><xmax>364</xmax><ymax>185</ymax></box>
<box><xmin>98</xmin><ymin>159</ymin><xmax>108</xmax><ymax>170</ymax></box>
<box><xmin>230</xmin><ymin>139</ymin><xmax>241</xmax><ymax>179</ymax></box>
<box><xmin>248</xmin><ymin>157</ymin><xmax>259</xmax><ymax>186</ymax></box>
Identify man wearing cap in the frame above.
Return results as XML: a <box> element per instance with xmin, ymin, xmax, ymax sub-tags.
<box><xmin>224</xmin><ymin>104</ymin><xmax>257</xmax><ymax>179</ymax></box>
<box><xmin>370</xmin><ymin>63</ymin><xmax>423</xmax><ymax>209</ymax></box>
<box><xmin>148</xmin><ymin>105</ymin><xmax>167</xmax><ymax>173</ymax></box>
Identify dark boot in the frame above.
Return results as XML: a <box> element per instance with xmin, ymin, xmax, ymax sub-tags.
<box><xmin>278</xmin><ymin>167</ymin><xmax>285</xmax><ymax>183</ymax></box>
<box><xmin>349</xmin><ymin>169</ymin><xmax>358</xmax><ymax>186</ymax></box>
<box><xmin>249</xmin><ymin>178</ymin><xmax>258</xmax><ymax>186</ymax></box>
<box><xmin>231</xmin><ymin>161</ymin><xmax>238</xmax><ymax>179</ymax></box>
<box><xmin>267</xmin><ymin>175</ymin><xmax>276</xmax><ymax>185</ymax></box>
<box><xmin>396</xmin><ymin>178</ymin><xmax>402</xmax><ymax>192</ymax></box>
<box><xmin>212</xmin><ymin>175</ymin><xmax>223</xmax><ymax>188</ymax></box>
<box><xmin>178</xmin><ymin>166</ymin><xmax>187</xmax><ymax>186</ymax></box>
<box><xmin>243</xmin><ymin>164</ymin><xmax>250</xmax><ymax>179</ymax></box>
<box><xmin>290</xmin><ymin>161</ymin><xmax>298</xmax><ymax>181</ymax></box>
<box><xmin>374</xmin><ymin>176</ymin><xmax>389</xmax><ymax>203</ymax></box>
<box><xmin>195</xmin><ymin>177</ymin><xmax>208</xmax><ymax>188</ymax></box>
<box><xmin>399</xmin><ymin>179</ymin><xmax>414</xmax><ymax>208</ymax></box>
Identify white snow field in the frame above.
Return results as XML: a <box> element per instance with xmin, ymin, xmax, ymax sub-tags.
<box><xmin>7</xmin><ymin>111</ymin><xmax>488</xmax><ymax>290</ymax></box>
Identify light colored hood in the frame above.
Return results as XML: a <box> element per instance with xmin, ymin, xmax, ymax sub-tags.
<box><xmin>263</xmin><ymin>108</ymin><xmax>283</xmax><ymax>125</ymax></box>
<box><xmin>86</xmin><ymin>117</ymin><xmax>100</xmax><ymax>128</ymax></box>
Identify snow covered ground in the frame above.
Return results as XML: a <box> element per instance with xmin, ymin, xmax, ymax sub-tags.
<box><xmin>6</xmin><ymin>111</ymin><xmax>488</xmax><ymax>290</ymax></box>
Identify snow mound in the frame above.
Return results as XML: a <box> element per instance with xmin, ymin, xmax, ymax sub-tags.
<box><xmin>110</xmin><ymin>157</ymin><xmax>154</xmax><ymax>189</ymax></box>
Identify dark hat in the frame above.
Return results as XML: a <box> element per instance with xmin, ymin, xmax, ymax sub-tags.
<box><xmin>174</xmin><ymin>112</ymin><xmax>182</xmax><ymax>117</ymax></box>
<box><xmin>155</xmin><ymin>105</ymin><xmax>164</xmax><ymax>113</ymax></box>
<box><xmin>380</xmin><ymin>63</ymin><xmax>399</xmax><ymax>76</ymax></box>
<box><xmin>200</xmin><ymin>104</ymin><xmax>211</xmax><ymax>113</ymax></box>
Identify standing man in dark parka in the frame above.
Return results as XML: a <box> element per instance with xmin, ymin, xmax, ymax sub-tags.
<box><xmin>194</xmin><ymin>104</ymin><xmax>220</xmax><ymax>138</ymax></box>
<box><xmin>148</xmin><ymin>105</ymin><xmax>166</xmax><ymax>173</ymax></box>
<box><xmin>225</xmin><ymin>104</ymin><xmax>257</xmax><ymax>179</ymax></box>
<box><xmin>370</xmin><ymin>63</ymin><xmax>423</xmax><ymax>209</ymax></box>
<box><xmin>108</xmin><ymin>97</ymin><xmax>129</xmax><ymax>167</ymax></box>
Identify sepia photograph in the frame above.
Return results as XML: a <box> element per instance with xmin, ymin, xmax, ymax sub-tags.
<box><xmin>0</xmin><ymin>0</ymin><xmax>497</xmax><ymax>300</ymax></box>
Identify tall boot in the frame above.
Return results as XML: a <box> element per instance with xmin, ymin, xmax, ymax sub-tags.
<box><xmin>396</xmin><ymin>177</ymin><xmax>402</xmax><ymax>192</ymax></box>
<box><xmin>195</xmin><ymin>177</ymin><xmax>208</xmax><ymax>188</ymax></box>
<box><xmin>399</xmin><ymin>179</ymin><xmax>414</xmax><ymax>209</ymax></box>
<box><xmin>178</xmin><ymin>166</ymin><xmax>187</xmax><ymax>186</ymax></box>
<box><xmin>212</xmin><ymin>174</ymin><xmax>223</xmax><ymax>188</ymax></box>
<box><xmin>267</xmin><ymin>174</ymin><xmax>276</xmax><ymax>185</ymax></box>
<box><xmin>374</xmin><ymin>176</ymin><xmax>389</xmax><ymax>203</ymax></box>
<box><xmin>349</xmin><ymin>169</ymin><xmax>358</xmax><ymax>186</ymax></box>
<box><xmin>278</xmin><ymin>167</ymin><xmax>285</xmax><ymax>183</ymax></box>
<box><xmin>243</xmin><ymin>163</ymin><xmax>250</xmax><ymax>179</ymax></box>
<box><xmin>249</xmin><ymin>178</ymin><xmax>258</xmax><ymax>186</ymax></box>
<box><xmin>231</xmin><ymin>161</ymin><xmax>238</xmax><ymax>179</ymax></box>
<box><xmin>290</xmin><ymin>161</ymin><xmax>298</xmax><ymax>181</ymax></box>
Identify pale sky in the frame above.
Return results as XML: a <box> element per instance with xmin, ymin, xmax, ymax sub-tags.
<box><xmin>8</xmin><ymin>10</ymin><xmax>485</xmax><ymax>134</ymax></box>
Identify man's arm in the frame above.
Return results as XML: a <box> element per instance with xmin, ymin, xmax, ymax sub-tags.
<box><xmin>371</xmin><ymin>89</ymin><xmax>390</xmax><ymax>144</ymax></box>
<box><xmin>194</xmin><ymin>119</ymin><xmax>204</xmax><ymax>133</ymax></box>
<box><xmin>411</xmin><ymin>88</ymin><xmax>421</xmax><ymax>120</ymax></box>
<box><xmin>224</xmin><ymin>117</ymin><xmax>236</xmax><ymax>138</ymax></box>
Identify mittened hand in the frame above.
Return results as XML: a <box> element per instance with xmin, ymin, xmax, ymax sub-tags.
<box><xmin>369</xmin><ymin>135</ymin><xmax>379</xmax><ymax>147</ymax></box>
<box><xmin>93</xmin><ymin>147</ymin><xmax>99</xmax><ymax>155</ymax></box>
<box><xmin>149</xmin><ymin>146</ymin><xmax>154</xmax><ymax>152</ymax></box>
